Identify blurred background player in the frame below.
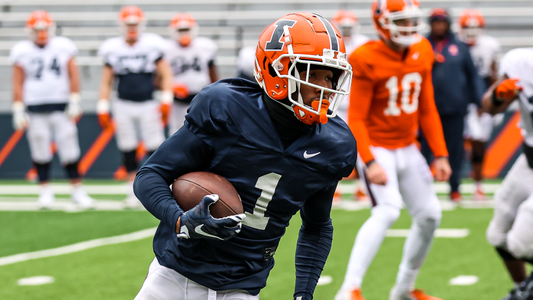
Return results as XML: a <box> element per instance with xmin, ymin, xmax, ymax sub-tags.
<box><xmin>330</xmin><ymin>9</ymin><xmax>369</xmax><ymax>202</ymax></box>
<box><xmin>420</xmin><ymin>8</ymin><xmax>483</xmax><ymax>202</ymax></box>
<box><xmin>236</xmin><ymin>45</ymin><xmax>256</xmax><ymax>81</ymax></box>
<box><xmin>133</xmin><ymin>12</ymin><xmax>355</xmax><ymax>300</ymax></box>
<box><xmin>482</xmin><ymin>49</ymin><xmax>533</xmax><ymax>299</ymax></box>
<box><xmin>10</xmin><ymin>10</ymin><xmax>93</xmax><ymax>209</ymax></box>
<box><xmin>166</xmin><ymin>12</ymin><xmax>219</xmax><ymax>134</ymax></box>
<box><xmin>459</xmin><ymin>9</ymin><xmax>501</xmax><ymax>200</ymax></box>
<box><xmin>336</xmin><ymin>1</ymin><xmax>452</xmax><ymax>300</ymax></box>
<box><xmin>97</xmin><ymin>6</ymin><xmax>173</xmax><ymax>208</ymax></box>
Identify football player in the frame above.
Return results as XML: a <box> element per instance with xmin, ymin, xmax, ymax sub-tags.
<box><xmin>335</xmin><ymin>1</ymin><xmax>451</xmax><ymax>300</ymax></box>
<box><xmin>236</xmin><ymin>45</ymin><xmax>256</xmax><ymax>81</ymax></box>
<box><xmin>165</xmin><ymin>12</ymin><xmax>219</xmax><ymax>134</ymax></box>
<box><xmin>10</xmin><ymin>10</ymin><xmax>93</xmax><ymax>209</ymax></box>
<box><xmin>133</xmin><ymin>12</ymin><xmax>356</xmax><ymax>300</ymax></box>
<box><xmin>459</xmin><ymin>9</ymin><xmax>501</xmax><ymax>200</ymax></box>
<box><xmin>482</xmin><ymin>48</ymin><xmax>533</xmax><ymax>299</ymax></box>
<box><xmin>97</xmin><ymin>6</ymin><xmax>173</xmax><ymax>208</ymax></box>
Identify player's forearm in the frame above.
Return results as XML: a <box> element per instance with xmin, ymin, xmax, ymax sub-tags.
<box><xmin>348</xmin><ymin>119</ymin><xmax>374</xmax><ymax>164</ymax></box>
<box><xmin>419</xmin><ymin>113</ymin><xmax>448</xmax><ymax>158</ymax></box>
<box><xmin>294</xmin><ymin>221</ymin><xmax>333</xmax><ymax>300</ymax></box>
<box><xmin>157</xmin><ymin>59</ymin><xmax>173</xmax><ymax>92</ymax></box>
<box><xmin>67</xmin><ymin>58</ymin><xmax>80</xmax><ymax>93</ymax></box>
<box><xmin>98</xmin><ymin>66</ymin><xmax>114</xmax><ymax>100</ymax></box>
<box><xmin>12</xmin><ymin>65</ymin><xmax>24</xmax><ymax>102</ymax></box>
<box><xmin>481</xmin><ymin>85</ymin><xmax>513</xmax><ymax>115</ymax></box>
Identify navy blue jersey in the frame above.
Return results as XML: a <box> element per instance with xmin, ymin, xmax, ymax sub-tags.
<box><xmin>134</xmin><ymin>78</ymin><xmax>357</xmax><ymax>296</ymax></box>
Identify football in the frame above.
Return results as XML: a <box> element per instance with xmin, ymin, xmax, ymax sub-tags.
<box><xmin>172</xmin><ymin>171</ymin><xmax>243</xmax><ymax>218</ymax></box>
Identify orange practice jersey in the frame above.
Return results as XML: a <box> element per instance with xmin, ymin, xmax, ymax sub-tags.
<box><xmin>347</xmin><ymin>38</ymin><xmax>448</xmax><ymax>164</ymax></box>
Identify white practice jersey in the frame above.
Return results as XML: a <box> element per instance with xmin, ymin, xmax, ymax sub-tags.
<box><xmin>345</xmin><ymin>34</ymin><xmax>370</xmax><ymax>56</ymax></box>
<box><xmin>98</xmin><ymin>33</ymin><xmax>167</xmax><ymax>101</ymax></box>
<box><xmin>470</xmin><ymin>35</ymin><xmax>500</xmax><ymax>79</ymax></box>
<box><xmin>236</xmin><ymin>46</ymin><xmax>256</xmax><ymax>79</ymax></box>
<box><xmin>165</xmin><ymin>37</ymin><xmax>217</xmax><ymax>94</ymax></box>
<box><xmin>10</xmin><ymin>36</ymin><xmax>77</xmax><ymax>106</ymax></box>
<box><xmin>499</xmin><ymin>48</ymin><xmax>533</xmax><ymax>146</ymax></box>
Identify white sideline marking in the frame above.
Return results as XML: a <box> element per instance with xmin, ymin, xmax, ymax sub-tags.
<box><xmin>449</xmin><ymin>275</ymin><xmax>479</xmax><ymax>286</ymax></box>
<box><xmin>0</xmin><ymin>227</ymin><xmax>156</xmax><ymax>266</ymax></box>
<box><xmin>386</xmin><ymin>229</ymin><xmax>470</xmax><ymax>238</ymax></box>
<box><xmin>18</xmin><ymin>276</ymin><xmax>55</xmax><ymax>286</ymax></box>
<box><xmin>317</xmin><ymin>275</ymin><xmax>333</xmax><ymax>286</ymax></box>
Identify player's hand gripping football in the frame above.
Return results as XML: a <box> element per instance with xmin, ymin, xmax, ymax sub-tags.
<box><xmin>494</xmin><ymin>78</ymin><xmax>523</xmax><ymax>103</ymax></box>
<box><xmin>176</xmin><ymin>194</ymin><xmax>246</xmax><ymax>241</ymax></box>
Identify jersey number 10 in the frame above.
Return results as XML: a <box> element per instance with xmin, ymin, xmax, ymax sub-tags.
<box><xmin>383</xmin><ymin>72</ymin><xmax>422</xmax><ymax>116</ymax></box>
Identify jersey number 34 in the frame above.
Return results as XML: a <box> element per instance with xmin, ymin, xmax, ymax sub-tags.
<box><xmin>384</xmin><ymin>72</ymin><xmax>422</xmax><ymax>116</ymax></box>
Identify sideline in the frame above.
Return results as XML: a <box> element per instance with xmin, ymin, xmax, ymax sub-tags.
<box><xmin>0</xmin><ymin>227</ymin><xmax>156</xmax><ymax>266</ymax></box>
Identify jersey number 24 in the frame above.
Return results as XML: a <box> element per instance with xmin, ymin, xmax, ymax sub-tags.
<box><xmin>383</xmin><ymin>72</ymin><xmax>422</xmax><ymax>116</ymax></box>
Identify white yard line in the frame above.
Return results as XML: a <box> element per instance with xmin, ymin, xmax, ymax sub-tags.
<box><xmin>0</xmin><ymin>227</ymin><xmax>156</xmax><ymax>267</ymax></box>
<box><xmin>387</xmin><ymin>229</ymin><xmax>470</xmax><ymax>238</ymax></box>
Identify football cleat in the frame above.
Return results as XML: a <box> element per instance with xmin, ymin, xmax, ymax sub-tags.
<box><xmin>390</xmin><ymin>287</ymin><xmax>442</xmax><ymax>300</ymax></box>
<box><xmin>450</xmin><ymin>191</ymin><xmax>462</xmax><ymax>203</ymax></box>
<box><xmin>474</xmin><ymin>187</ymin><xmax>487</xmax><ymax>201</ymax></box>
<box><xmin>38</xmin><ymin>186</ymin><xmax>55</xmax><ymax>209</ymax></box>
<box><xmin>334</xmin><ymin>288</ymin><xmax>365</xmax><ymax>300</ymax></box>
<box><xmin>349</xmin><ymin>288</ymin><xmax>366</xmax><ymax>300</ymax></box>
<box><xmin>71</xmin><ymin>187</ymin><xmax>94</xmax><ymax>209</ymax></box>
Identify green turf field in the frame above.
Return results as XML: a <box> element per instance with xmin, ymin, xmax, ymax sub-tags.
<box><xmin>0</xmin><ymin>180</ymin><xmax>516</xmax><ymax>300</ymax></box>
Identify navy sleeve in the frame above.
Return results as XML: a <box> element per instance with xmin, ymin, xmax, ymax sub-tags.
<box><xmin>293</xmin><ymin>184</ymin><xmax>336</xmax><ymax>300</ymax></box>
<box><xmin>133</xmin><ymin>126</ymin><xmax>214</xmax><ymax>233</ymax></box>
<box><xmin>463</xmin><ymin>44</ymin><xmax>484</xmax><ymax>106</ymax></box>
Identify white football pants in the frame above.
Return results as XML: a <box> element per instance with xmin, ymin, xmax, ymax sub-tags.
<box><xmin>339</xmin><ymin>144</ymin><xmax>441</xmax><ymax>292</ymax></box>
<box><xmin>27</xmin><ymin>111</ymin><xmax>80</xmax><ymax>164</ymax></box>
<box><xmin>135</xmin><ymin>258</ymin><xmax>259</xmax><ymax>300</ymax></box>
<box><xmin>113</xmin><ymin>98</ymin><xmax>165</xmax><ymax>152</ymax></box>
<box><xmin>169</xmin><ymin>101</ymin><xmax>189</xmax><ymax>135</ymax></box>
<box><xmin>464</xmin><ymin>103</ymin><xmax>493</xmax><ymax>142</ymax></box>
<box><xmin>487</xmin><ymin>154</ymin><xmax>533</xmax><ymax>259</ymax></box>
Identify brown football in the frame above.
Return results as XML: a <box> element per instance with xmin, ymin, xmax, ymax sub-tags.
<box><xmin>172</xmin><ymin>171</ymin><xmax>243</xmax><ymax>218</ymax></box>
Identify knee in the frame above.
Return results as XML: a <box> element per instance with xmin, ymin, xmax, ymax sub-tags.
<box><xmin>371</xmin><ymin>205</ymin><xmax>401</xmax><ymax>227</ymax></box>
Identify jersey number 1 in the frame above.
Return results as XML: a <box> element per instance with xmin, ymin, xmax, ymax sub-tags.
<box><xmin>243</xmin><ymin>172</ymin><xmax>282</xmax><ymax>230</ymax></box>
<box><xmin>384</xmin><ymin>72</ymin><xmax>422</xmax><ymax>116</ymax></box>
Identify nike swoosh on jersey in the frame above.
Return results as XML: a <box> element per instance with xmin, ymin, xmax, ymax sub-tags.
<box><xmin>194</xmin><ymin>225</ymin><xmax>223</xmax><ymax>240</ymax></box>
<box><xmin>303</xmin><ymin>151</ymin><xmax>321</xmax><ymax>159</ymax></box>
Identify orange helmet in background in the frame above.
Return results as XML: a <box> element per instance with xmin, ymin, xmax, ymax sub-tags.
<box><xmin>255</xmin><ymin>12</ymin><xmax>352</xmax><ymax>125</ymax></box>
<box><xmin>331</xmin><ymin>10</ymin><xmax>360</xmax><ymax>40</ymax></box>
<box><xmin>372</xmin><ymin>0</ymin><xmax>425</xmax><ymax>47</ymax></box>
<box><xmin>169</xmin><ymin>13</ymin><xmax>198</xmax><ymax>47</ymax></box>
<box><xmin>26</xmin><ymin>10</ymin><xmax>55</xmax><ymax>46</ymax></box>
<box><xmin>118</xmin><ymin>6</ymin><xmax>145</xmax><ymax>42</ymax></box>
<box><xmin>458</xmin><ymin>9</ymin><xmax>485</xmax><ymax>45</ymax></box>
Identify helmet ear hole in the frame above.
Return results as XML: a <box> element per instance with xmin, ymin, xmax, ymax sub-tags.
<box><xmin>268</xmin><ymin>63</ymin><xmax>278</xmax><ymax>78</ymax></box>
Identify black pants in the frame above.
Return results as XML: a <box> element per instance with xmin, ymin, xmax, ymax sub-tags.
<box><xmin>420</xmin><ymin>115</ymin><xmax>464</xmax><ymax>194</ymax></box>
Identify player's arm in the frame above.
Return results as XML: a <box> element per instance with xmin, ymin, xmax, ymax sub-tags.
<box><xmin>347</xmin><ymin>56</ymin><xmax>387</xmax><ymax>185</ymax></box>
<box><xmin>66</xmin><ymin>57</ymin><xmax>83</xmax><ymax>119</ymax></box>
<box><xmin>293</xmin><ymin>185</ymin><xmax>336</xmax><ymax>300</ymax></box>
<box><xmin>155</xmin><ymin>58</ymin><xmax>174</xmax><ymax>125</ymax></box>
<box><xmin>418</xmin><ymin>68</ymin><xmax>451</xmax><ymax>181</ymax></box>
<box><xmin>464</xmin><ymin>48</ymin><xmax>484</xmax><ymax>107</ymax></box>
<box><xmin>96</xmin><ymin>64</ymin><xmax>114</xmax><ymax>128</ymax></box>
<box><xmin>11</xmin><ymin>64</ymin><xmax>28</xmax><ymax>130</ymax></box>
<box><xmin>481</xmin><ymin>74</ymin><xmax>522</xmax><ymax>115</ymax></box>
<box><xmin>208</xmin><ymin>59</ymin><xmax>219</xmax><ymax>83</ymax></box>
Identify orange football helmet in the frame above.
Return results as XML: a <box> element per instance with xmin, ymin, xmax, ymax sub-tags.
<box><xmin>169</xmin><ymin>13</ymin><xmax>198</xmax><ymax>47</ymax></box>
<box><xmin>26</xmin><ymin>10</ymin><xmax>55</xmax><ymax>46</ymax></box>
<box><xmin>255</xmin><ymin>12</ymin><xmax>352</xmax><ymax>125</ymax></box>
<box><xmin>372</xmin><ymin>0</ymin><xmax>425</xmax><ymax>47</ymax></box>
<box><xmin>458</xmin><ymin>9</ymin><xmax>485</xmax><ymax>45</ymax></box>
<box><xmin>331</xmin><ymin>10</ymin><xmax>360</xmax><ymax>40</ymax></box>
<box><xmin>118</xmin><ymin>6</ymin><xmax>145</xmax><ymax>42</ymax></box>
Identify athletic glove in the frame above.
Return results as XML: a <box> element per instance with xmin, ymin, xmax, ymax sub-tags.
<box><xmin>12</xmin><ymin>101</ymin><xmax>29</xmax><ymax>130</ymax></box>
<box><xmin>177</xmin><ymin>194</ymin><xmax>245</xmax><ymax>241</ymax></box>
<box><xmin>96</xmin><ymin>99</ymin><xmax>112</xmax><ymax>129</ymax></box>
<box><xmin>160</xmin><ymin>90</ymin><xmax>173</xmax><ymax>126</ymax></box>
<box><xmin>66</xmin><ymin>93</ymin><xmax>83</xmax><ymax>119</ymax></box>
<box><xmin>494</xmin><ymin>78</ymin><xmax>523</xmax><ymax>102</ymax></box>
<box><xmin>172</xmin><ymin>82</ymin><xmax>189</xmax><ymax>100</ymax></box>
